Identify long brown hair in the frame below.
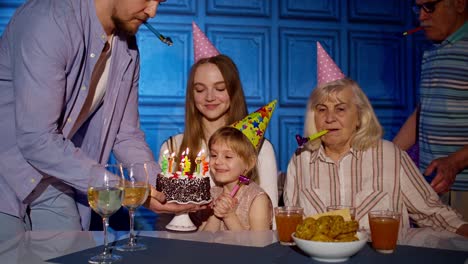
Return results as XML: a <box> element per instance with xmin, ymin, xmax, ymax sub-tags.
<box><xmin>178</xmin><ymin>55</ymin><xmax>248</xmax><ymax>170</ymax></box>
<box><xmin>208</xmin><ymin>126</ymin><xmax>259</xmax><ymax>181</ymax></box>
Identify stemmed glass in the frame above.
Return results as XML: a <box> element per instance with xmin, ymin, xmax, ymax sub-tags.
<box><xmin>116</xmin><ymin>162</ymin><xmax>151</xmax><ymax>251</ymax></box>
<box><xmin>87</xmin><ymin>164</ymin><xmax>124</xmax><ymax>263</ymax></box>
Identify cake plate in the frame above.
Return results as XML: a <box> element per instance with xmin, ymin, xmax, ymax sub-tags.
<box><xmin>165</xmin><ymin>200</ymin><xmax>211</xmax><ymax>232</ymax></box>
<box><xmin>166</xmin><ymin>212</ymin><xmax>197</xmax><ymax>232</ymax></box>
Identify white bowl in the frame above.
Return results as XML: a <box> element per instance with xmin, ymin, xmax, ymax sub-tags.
<box><xmin>292</xmin><ymin>231</ymin><xmax>368</xmax><ymax>263</ymax></box>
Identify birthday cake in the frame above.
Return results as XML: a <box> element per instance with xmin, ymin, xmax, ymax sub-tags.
<box><xmin>156</xmin><ymin>172</ymin><xmax>211</xmax><ymax>204</ymax></box>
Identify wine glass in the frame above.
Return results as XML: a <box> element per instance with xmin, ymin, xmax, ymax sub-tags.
<box><xmin>116</xmin><ymin>162</ymin><xmax>151</xmax><ymax>251</ymax></box>
<box><xmin>87</xmin><ymin>164</ymin><xmax>124</xmax><ymax>263</ymax></box>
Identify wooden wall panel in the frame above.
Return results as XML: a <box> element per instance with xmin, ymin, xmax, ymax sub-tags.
<box><xmin>0</xmin><ymin>0</ymin><xmax>422</xmax><ymax>229</ymax></box>
<box><xmin>280</xmin><ymin>0</ymin><xmax>340</xmax><ymax>20</ymax></box>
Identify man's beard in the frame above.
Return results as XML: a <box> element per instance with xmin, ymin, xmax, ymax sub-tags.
<box><xmin>111</xmin><ymin>15</ymin><xmax>139</xmax><ymax>36</ymax></box>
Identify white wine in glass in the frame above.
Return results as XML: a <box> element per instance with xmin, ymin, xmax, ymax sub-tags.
<box><xmin>116</xmin><ymin>162</ymin><xmax>151</xmax><ymax>252</ymax></box>
<box><xmin>87</xmin><ymin>164</ymin><xmax>123</xmax><ymax>264</ymax></box>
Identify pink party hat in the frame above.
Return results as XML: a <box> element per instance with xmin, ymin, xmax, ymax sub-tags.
<box><xmin>193</xmin><ymin>22</ymin><xmax>220</xmax><ymax>63</ymax></box>
<box><xmin>316</xmin><ymin>42</ymin><xmax>345</xmax><ymax>86</ymax></box>
<box><xmin>231</xmin><ymin>100</ymin><xmax>277</xmax><ymax>150</ymax></box>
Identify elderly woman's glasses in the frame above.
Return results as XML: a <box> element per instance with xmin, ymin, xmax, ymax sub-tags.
<box><xmin>412</xmin><ymin>0</ymin><xmax>444</xmax><ymax>15</ymax></box>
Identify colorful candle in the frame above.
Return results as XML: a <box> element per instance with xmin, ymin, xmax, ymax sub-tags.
<box><xmin>200</xmin><ymin>149</ymin><xmax>209</xmax><ymax>175</ymax></box>
<box><xmin>184</xmin><ymin>156</ymin><xmax>191</xmax><ymax>174</ymax></box>
<box><xmin>179</xmin><ymin>158</ymin><xmax>185</xmax><ymax>173</ymax></box>
<box><xmin>161</xmin><ymin>149</ymin><xmax>169</xmax><ymax>173</ymax></box>
<box><xmin>180</xmin><ymin>150</ymin><xmax>186</xmax><ymax>172</ymax></box>
<box><xmin>168</xmin><ymin>152</ymin><xmax>175</xmax><ymax>173</ymax></box>
<box><xmin>195</xmin><ymin>151</ymin><xmax>202</xmax><ymax>174</ymax></box>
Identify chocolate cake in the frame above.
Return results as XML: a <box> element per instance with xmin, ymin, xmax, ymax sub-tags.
<box><xmin>156</xmin><ymin>172</ymin><xmax>211</xmax><ymax>204</ymax></box>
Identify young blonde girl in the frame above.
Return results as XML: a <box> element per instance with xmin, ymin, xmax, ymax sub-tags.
<box><xmin>199</xmin><ymin>127</ymin><xmax>272</xmax><ymax>231</ymax></box>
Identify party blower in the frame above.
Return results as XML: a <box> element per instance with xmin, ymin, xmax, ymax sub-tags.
<box><xmin>230</xmin><ymin>175</ymin><xmax>250</xmax><ymax>197</ymax></box>
<box><xmin>143</xmin><ymin>22</ymin><xmax>173</xmax><ymax>46</ymax></box>
<box><xmin>402</xmin><ymin>26</ymin><xmax>423</xmax><ymax>36</ymax></box>
<box><xmin>295</xmin><ymin>130</ymin><xmax>329</xmax><ymax>148</ymax></box>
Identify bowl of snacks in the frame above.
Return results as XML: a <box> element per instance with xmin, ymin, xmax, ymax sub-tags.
<box><xmin>292</xmin><ymin>214</ymin><xmax>368</xmax><ymax>262</ymax></box>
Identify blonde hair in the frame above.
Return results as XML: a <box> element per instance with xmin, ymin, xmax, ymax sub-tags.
<box><xmin>208</xmin><ymin>126</ymin><xmax>259</xmax><ymax>181</ymax></box>
<box><xmin>303</xmin><ymin>78</ymin><xmax>383</xmax><ymax>151</ymax></box>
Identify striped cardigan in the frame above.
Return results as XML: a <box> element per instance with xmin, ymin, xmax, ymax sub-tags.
<box><xmin>284</xmin><ymin>140</ymin><xmax>466</xmax><ymax>235</ymax></box>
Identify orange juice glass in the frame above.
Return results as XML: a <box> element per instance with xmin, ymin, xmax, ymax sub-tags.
<box><xmin>326</xmin><ymin>205</ymin><xmax>356</xmax><ymax>220</ymax></box>
<box><xmin>274</xmin><ymin>206</ymin><xmax>303</xmax><ymax>245</ymax></box>
<box><xmin>368</xmin><ymin>210</ymin><xmax>401</xmax><ymax>254</ymax></box>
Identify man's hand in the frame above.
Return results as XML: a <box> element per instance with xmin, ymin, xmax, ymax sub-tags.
<box><xmin>425</xmin><ymin>146</ymin><xmax>468</xmax><ymax>194</ymax></box>
<box><xmin>425</xmin><ymin>156</ymin><xmax>458</xmax><ymax>194</ymax></box>
<box><xmin>143</xmin><ymin>186</ymin><xmax>208</xmax><ymax>214</ymax></box>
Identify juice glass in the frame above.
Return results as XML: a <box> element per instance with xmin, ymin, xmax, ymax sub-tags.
<box><xmin>274</xmin><ymin>206</ymin><xmax>303</xmax><ymax>245</ymax></box>
<box><xmin>326</xmin><ymin>205</ymin><xmax>356</xmax><ymax>220</ymax></box>
<box><xmin>368</xmin><ymin>210</ymin><xmax>401</xmax><ymax>254</ymax></box>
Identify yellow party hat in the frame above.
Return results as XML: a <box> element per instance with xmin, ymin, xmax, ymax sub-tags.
<box><xmin>231</xmin><ymin>100</ymin><xmax>277</xmax><ymax>150</ymax></box>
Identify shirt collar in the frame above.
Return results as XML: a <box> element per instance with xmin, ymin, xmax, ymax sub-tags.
<box><xmin>441</xmin><ymin>21</ymin><xmax>468</xmax><ymax>45</ymax></box>
<box><xmin>88</xmin><ymin>0</ymin><xmax>109</xmax><ymax>46</ymax></box>
<box><xmin>310</xmin><ymin>145</ymin><xmax>360</xmax><ymax>164</ymax></box>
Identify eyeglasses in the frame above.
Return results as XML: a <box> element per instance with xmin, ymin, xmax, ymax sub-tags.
<box><xmin>412</xmin><ymin>0</ymin><xmax>444</xmax><ymax>15</ymax></box>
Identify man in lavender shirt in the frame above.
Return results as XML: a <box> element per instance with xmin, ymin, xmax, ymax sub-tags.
<box><xmin>0</xmin><ymin>0</ymin><xmax>196</xmax><ymax>239</ymax></box>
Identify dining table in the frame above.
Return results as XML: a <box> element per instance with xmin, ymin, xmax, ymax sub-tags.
<box><xmin>0</xmin><ymin>227</ymin><xmax>467</xmax><ymax>263</ymax></box>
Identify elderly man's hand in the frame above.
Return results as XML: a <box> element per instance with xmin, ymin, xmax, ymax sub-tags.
<box><xmin>143</xmin><ymin>186</ymin><xmax>208</xmax><ymax>214</ymax></box>
<box><xmin>425</xmin><ymin>156</ymin><xmax>459</xmax><ymax>194</ymax></box>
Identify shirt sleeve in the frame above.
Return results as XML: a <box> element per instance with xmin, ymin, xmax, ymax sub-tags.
<box><xmin>400</xmin><ymin>151</ymin><xmax>466</xmax><ymax>232</ymax></box>
<box><xmin>257</xmin><ymin>140</ymin><xmax>279</xmax><ymax>207</ymax></box>
<box><xmin>112</xmin><ymin>49</ymin><xmax>159</xmax><ymax>185</ymax></box>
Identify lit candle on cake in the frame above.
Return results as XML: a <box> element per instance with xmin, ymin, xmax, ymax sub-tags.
<box><xmin>168</xmin><ymin>152</ymin><xmax>175</xmax><ymax>173</ymax></box>
<box><xmin>179</xmin><ymin>150</ymin><xmax>186</xmax><ymax>172</ymax></box>
<box><xmin>201</xmin><ymin>150</ymin><xmax>209</xmax><ymax>176</ymax></box>
<box><xmin>179</xmin><ymin>158</ymin><xmax>185</xmax><ymax>173</ymax></box>
<box><xmin>184</xmin><ymin>148</ymin><xmax>191</xmax><ymax>174</ymax></box>
<box><xmin>195</xmin><ymin>150</ymin><xmax>202</xmax><ymax>174</ymax></box>
<box><xmin>161</xmin><ymin>150</ymin><xmax>169</xmax><ymax>173</ymax></box>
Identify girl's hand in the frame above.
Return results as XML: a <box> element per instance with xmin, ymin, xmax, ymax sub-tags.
<box><xmin>212</xmin><ymin>193</ymin><xmax>238</xmax><ymax>219</ymax></box>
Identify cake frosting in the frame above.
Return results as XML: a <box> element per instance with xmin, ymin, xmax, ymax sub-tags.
<box><xmin>156</xmin><ymin>171</ymin><xmax>211</xmax><ymax>204</ymax></box>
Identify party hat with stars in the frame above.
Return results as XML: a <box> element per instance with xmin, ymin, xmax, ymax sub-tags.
<box><xmin>316</xmin><ymin>42</ymin><xmax>345</xmax><ymax>86</ymax></box>
<box><xmin>231</xmin><ymin>100</ymin><xmax>277</xmax><ymax>150</ymax></box>
<box><xmin>193</xmin><ymin>22</ymin><xmax>220</xmax><ymax>63</ymax></box>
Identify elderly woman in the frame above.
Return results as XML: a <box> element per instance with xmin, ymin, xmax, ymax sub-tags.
<box><xmin>283</xmin><ymin>77</ymin><xmax>468</xmax><ymax>237</ymax></box>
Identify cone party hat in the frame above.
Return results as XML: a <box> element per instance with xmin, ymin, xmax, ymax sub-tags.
<box><xmin>316</xmin><ymin>42</ymin><xmax>345</xmax><ymax>86</ymax></box>
<box><xmin>193</xmin><ymin>22</ymin><xmax>220</xmax><ymax>63</ymax></box>
<box><xmin>231</xmin><ymin>100</ymin><xmax>277</xmax><ymax>150</ymax></box>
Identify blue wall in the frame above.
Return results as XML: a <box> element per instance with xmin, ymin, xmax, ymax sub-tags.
<box><xmin>1</xmin><ymin>0</ymin><xmax>428</xmax><ymax>229</ymax></box>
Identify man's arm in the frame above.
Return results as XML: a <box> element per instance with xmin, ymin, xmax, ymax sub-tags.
<box><xmin>393</xmin><ymin>106</ymin><xmax>419</xmax><ymax>151</ymax></box>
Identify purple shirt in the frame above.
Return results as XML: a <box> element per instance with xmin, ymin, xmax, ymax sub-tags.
<box><xmin>0</xmin><ymin>0</ymin><xmax>158</xmax><ymax>226</ymax></box>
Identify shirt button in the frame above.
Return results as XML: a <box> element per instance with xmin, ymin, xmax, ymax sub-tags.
<box><xmin>30</xmin><ymin>178</ymin><xmax>36</xmax><ymax>183</ymax></box>
<box><xmin>90</xmin><ymin>53</ymin><xmax>96</xmax><ymax>58</ymax></box>
<box><xmin>81</xmin><ymin>85</ymin><xmax>87</xmax><ymax>91</ymax></box>
<box><xmin>67</xmin><ymin>117</ymin><xmax>72</xmax><ymax>123</ymax></box>
<box><xmin>101</xmin><ymin>34</ymin><xmax>106</xmax><ymax>40</ymax></box>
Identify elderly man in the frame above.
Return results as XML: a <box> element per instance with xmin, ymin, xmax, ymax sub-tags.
<box><xmin>394</xmin><ymin>0</ymin><xmax>468</xmax><ymax>220</ymax></box>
